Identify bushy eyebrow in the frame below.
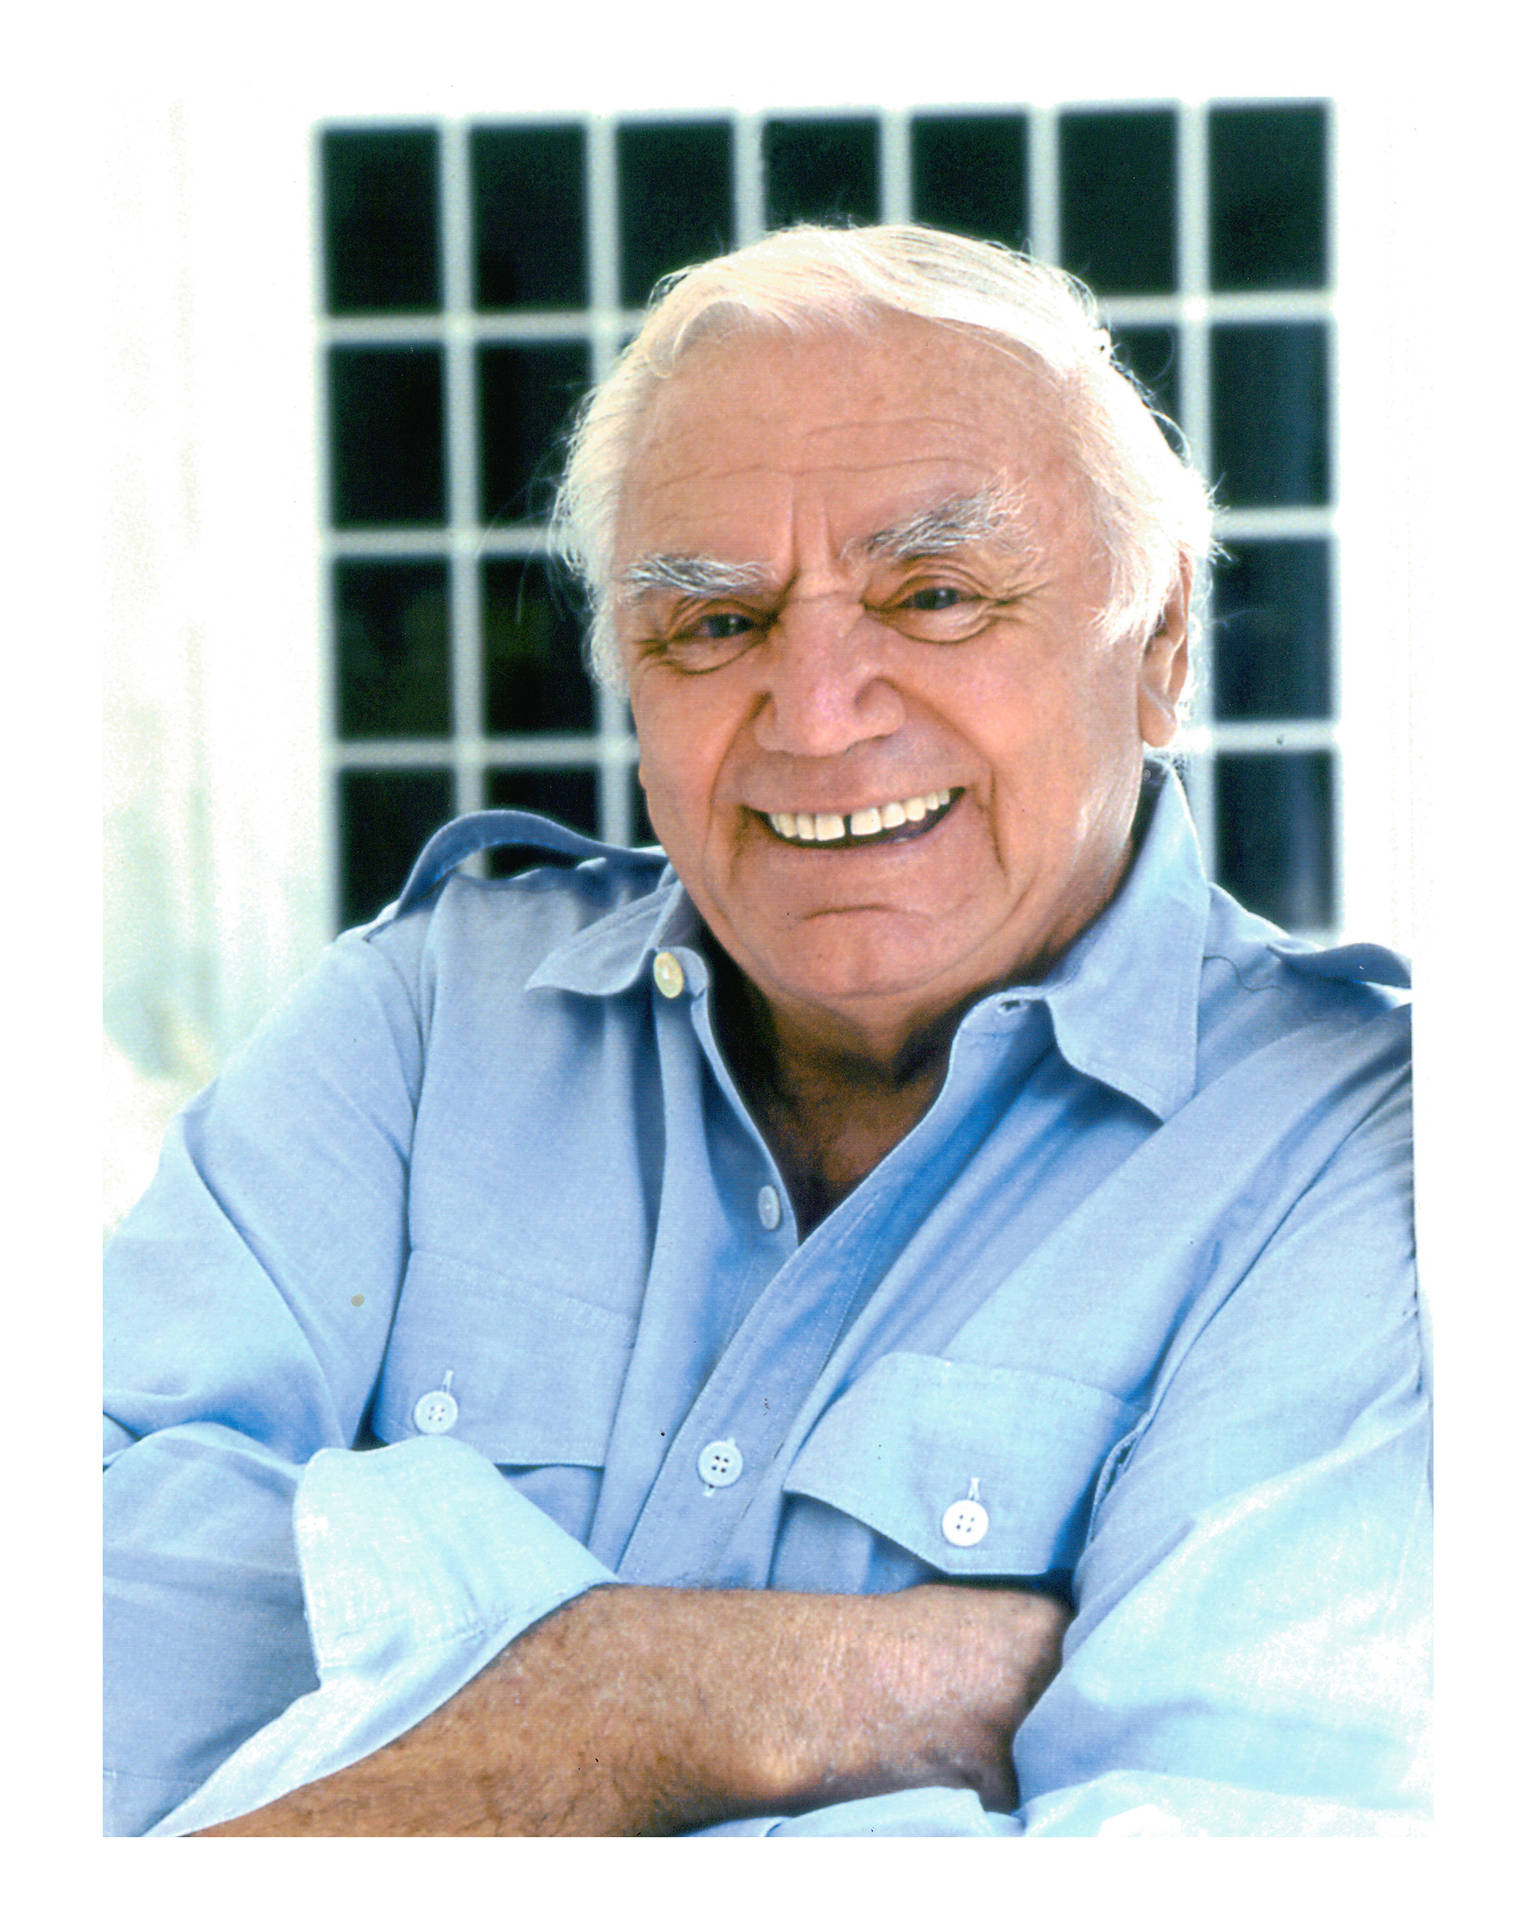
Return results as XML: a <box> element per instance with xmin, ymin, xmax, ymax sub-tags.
<box><xmin>614</xmin><ymin>483</ymin><xmax>1035</xmax><ymax>608</ymax></box>
<box><xmin>615</xmin><ymin>553</ymin><xmax>774</xmax><ymax>604</ymax></box>
<box><xmin>853</xmin><ymin>483</ymin><xmax>1036</xmax><ymax>565</ymax></box>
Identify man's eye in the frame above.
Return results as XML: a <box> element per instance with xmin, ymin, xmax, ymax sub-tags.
<box><xmin>874</xmin><ymin>579</ymin><xmax>996</xmax><ymax>644</ymax></box>
<box><xmin>640</xmin><ymin>608</ymin><xmax>763</xmax><ymax>673</ymax></box>
<box><xmin>688</xmin><ymin>611</ymin><xmax>757</xmax><ymax>641</ymax></box>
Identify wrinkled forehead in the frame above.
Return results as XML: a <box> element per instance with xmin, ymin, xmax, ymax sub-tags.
<box><xmin>611</xmin><ymin>313</ymin><xmax>1086</xmax><ymax>568</ymax></box>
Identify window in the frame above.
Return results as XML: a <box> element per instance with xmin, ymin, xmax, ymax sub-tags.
<box><xmin>318</xmin><ymin>103</ymin><xmax>1339</xmax><ymax>934</ymax></box>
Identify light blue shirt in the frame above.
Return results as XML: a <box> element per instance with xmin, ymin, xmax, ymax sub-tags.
<box><xmin>103</xmin><ymin>767</ymin><xmax>1429</xmax><ymax>1837</ymax></box>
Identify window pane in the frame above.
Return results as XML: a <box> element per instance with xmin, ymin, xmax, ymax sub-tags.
<box><xmin>321</xmin><ymin>127</ymin><xmax>440</xmax><ymax>315</ymax></box>
<box><xmin>337</xmin><ymin>768</ymin><xmax>456</xmax><ymax>928</ymax></box>
<box><xmin>471</xmin><ymin>124</ymin><xmax>588</xmax><ymax>310</ymax></box>
<box><xmin>1212</xmin><ymin>539</ymin><xmax>1332</xmax><ymax>721</ymax></box>
<box><xmin>485</xmin><ymin>768</ymin><xmax>600</xmax><ymax>873</ymax></box>
<box><xmin>477</xmin><ymin>342</ymin><xmax>591</xmax><ymax>525</ymax></box>
<box><xmin>481</xmin><ymin>558</ymin><xmax>595</xmax><ymax>734</ymax></box>
<box><xmin>1211</xmin><ymin>323</ymin><xmax>1331</xmax><ymax>508</ymax></box>
<box><xmin>910</xmin><ymin>113</ymin><xmax>1028</xmax><ymax>247</ymax></box>
<box><xmin>1112</xmin><ymin>324</ymin><xmax>1182</xmax><ymax>440</ymax></box>
<box><xmin>1214</xmin><ymin>750</ymin><xmax>1335</xmax><ymax>930</ymax></box>
<box><xmin>334</xmin><ymin>560</ymin><xmax>452</xmax><ymax>739</ymax></box>
<box><xmin>327</xmin><ymin>346</ymin><xmax>446</xmax><ymax>528</ymax></box>
<box><xmin>618</xmin><ymin>120</ymin><xmax>735</xmax><ymax>308</ymax></box>
<box><xmin>1209</xmin><ymin>102</ymin><xmax>1328</xmax><ymax>292</ymax></box>
<box><xmin>1059</xmin><ymin>108</ymin><xmax>1177</xmax><ymax>294</ymax></box>
<box><xmin>764</xmin><ymin>116</ymin><xmax>880</xmax><ymax>228</ymax></box>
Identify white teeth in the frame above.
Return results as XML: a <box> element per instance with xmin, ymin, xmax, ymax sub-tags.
<box><xmin>766</xmin><ymin>789</ymin><xmax>954</xmax><ymax>842</ymax></box>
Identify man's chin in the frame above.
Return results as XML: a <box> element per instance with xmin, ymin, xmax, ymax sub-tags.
<box><xmin>731</xmin><ymin>914</ymin><xmax>986</xmax><ymax>1023</ymax></box>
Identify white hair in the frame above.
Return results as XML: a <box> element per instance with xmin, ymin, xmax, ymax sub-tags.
<box><xmin>549</xmin><ymin>223</ymin><xmax>1215</xmax><ymax>693</ymax></box>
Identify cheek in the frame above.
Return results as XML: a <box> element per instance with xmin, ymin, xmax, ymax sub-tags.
<box><xmin>953</xmin><ymin>656</ymin><xmax>1093</xmax><ymax>774</ymax></box>
<box><xmin>964</xmin><ymin>655</ymin><xmax>1144</xmax><ymax>832</ymax></box>
<box><xmin>994</xmin><ymin>640</ymin><xmax>1140</xmax><ymax>747</ymax></box>
<box><xmin>631</xmin><ymin>688</ymin><xmax>728</xmax><ymax>833</ymax></box>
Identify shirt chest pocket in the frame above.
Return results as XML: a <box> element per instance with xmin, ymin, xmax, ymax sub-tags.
<box><xmin>779</xmin><ymin>1352</ymin><xmax>1139</xmax><ymax>1581</ymax></box>
<box><xmin>371</xmin><ymin>1249</ymin><xmax>635</xmax><ymax>1479</ymax></box>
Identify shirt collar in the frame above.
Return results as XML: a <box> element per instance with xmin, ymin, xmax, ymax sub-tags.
<box><xmin>525</xmin><ymin>869</ymin><xmax>706</xmax><ymax>996</ymax></box>
<box><xmin>528</xmin><ymin>762</ymin><xmax>1210</xmax><ymax>1120</ymax></box>
<box><xmin>1018</xmin><ymin>763</ymin><xmax>1209</xmax><ymax>1120</ymax></box>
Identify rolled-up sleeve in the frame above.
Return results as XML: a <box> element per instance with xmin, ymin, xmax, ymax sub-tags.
<box><xmin>1007</xmin><ymin>1079</ymin><xmax>1429</xmax><ymax>1835</ymax></box>
<box><xmin>137</xmin><ymin>1439</ymin><xmax>613</xmax><ymax>1836</ymax></box>
<box><xmin>104</xmin><ymin>921</ymin><xmax>613</xmax><ymax>1836</ymax></box>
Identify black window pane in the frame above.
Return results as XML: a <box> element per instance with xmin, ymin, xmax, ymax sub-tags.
<box><xmin>481</xmin><ymin>558</ymin><xmax>595</xmax><ymax>734</ymax></box>
<box><xmin>1214</xmin><ymin>750</ymin><xmax>1335</xmax><ymax>929</ymax></box>
<box><xmin>477</xmin><ymin>342</ymin><xmax>590</xmax><ymax>525</ymax></box>
<box><xmin>321</xmin><ymin>127</ymin><xmax>440</xmax><ymax>315</ymax></box>
<box><xmin>338</xmin><ymin>768</ymin><xmax>456</xmax><ymax>929</ymax></box>
<box><xmin>1112</xmin><ymin>324</ymin><xmax>1182</xmax><ymax>439</ymax></box>
<box><xmin>485</xmin><ymin>769</ymin><xmax>599</xmax><ymax>873</ymax></box>
<box><xmin>764</xmin><ymin>117</ymin><xmax>880</xmax><ymax>228</ymax></box>
<box><xmin>334</xmin><ymin>560</ymin><xmax>451</xmax><ymax>739</ymax></box>
<box><xmin>327</xmin><ymin>346</ymin><xmax>446</xmax><ymax>528</ymax></box>
<box><xmin>1059</xmin><ymin>109</ymin><xmax>1176</xmax><ymax>294</ymax></box>
<box><xmin>1211</xmin><ymin>539</ymin><xmax>1332</xmax><ymax>721</ymax></box>
<box><xmin>618</xmin><ymin>121</ymin><xmax>734</xmax><ymax>308</ymax></box>
<box><xmin>1209</xmin><ymin>102</ymin><xmax>1328</xmax><ymax>292</ymax></box>
<box><xmin>471</xmin><ymin>124</ymin><xmax>588</xmax><ymax>310</ymax></box>
<box><xmin>1211</xmin><ymin>323</ymin><xmax>1331</xmax><ymax>507</ymax></box>
<box><xmin>910</xmin><ymin>113</ymin><xmax>1028</xmax><ymax>247</ymax></box>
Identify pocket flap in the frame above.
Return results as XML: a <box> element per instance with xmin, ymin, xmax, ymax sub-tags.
<box><xmin>782</xmin><ymin>1352</ymin><xmax>1137</xmax><ymax>1577</ymax></box>
<box><xmin>373</xmin><ymin>1249</ymin><xmax>635</xmax><ymax>1466</ymax></box>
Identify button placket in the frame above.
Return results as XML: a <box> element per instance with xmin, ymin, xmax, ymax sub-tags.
<box><xmin>613</xmin><ymin>1114</ymin><xmax>893</xmax><ymax>1582</ymax></box>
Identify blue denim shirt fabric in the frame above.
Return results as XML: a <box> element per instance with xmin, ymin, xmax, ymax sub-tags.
<box><xmin>103</xmin><ymin>767</ymin><xmax>1428</xmax><ymax>1837</ymax></box>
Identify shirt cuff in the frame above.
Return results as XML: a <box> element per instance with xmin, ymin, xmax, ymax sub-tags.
<box><xmin>146</xmin><ymin>1436</ymin><xmax>615</xmax><ymax>1836</ymax></box>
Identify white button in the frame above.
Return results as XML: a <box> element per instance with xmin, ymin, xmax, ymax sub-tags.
<box><xmin>697</xmin><ymin>1437</ymin><xmax>743</xmax><ymax>1489</ymax></box>
<box><xmin>412</xmin><ymin>1388</ymin><xmax>459</xmax><ymax>1435</ymax></box>
<box><xmin>756</xmin><ymin>1184</ymin><xmax>782</xmax><ymax>1231</ymax></box>
<box><xmin>652</xmin><ymin>950</ymin><xmax>685</xmax><ymax>998</ymax></box>
<box><xmin>941</xmin><ymin>1497</ymin><xmax>989</xmax><ymax>1548</ymax></box>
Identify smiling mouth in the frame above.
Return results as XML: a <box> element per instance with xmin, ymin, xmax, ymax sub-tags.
<box><xmin>759</xmin><ymin>788</ymin><xmax>958</xmax><ymax>848</ymax></box>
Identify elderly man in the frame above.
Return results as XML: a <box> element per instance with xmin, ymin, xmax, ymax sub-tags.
<box><xmin>104</xmin><ymin>225</ymin><xmax>1428</xmax><ymax>1837</ymax></box>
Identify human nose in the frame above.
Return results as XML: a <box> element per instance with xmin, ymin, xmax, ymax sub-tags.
<box><xmin>749</xmin><ymin>594</ymin><xmax>905</xmax><ymax>758</ymax></box>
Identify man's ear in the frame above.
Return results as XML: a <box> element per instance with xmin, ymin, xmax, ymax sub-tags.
<box><xmin>1137</xmin><ymin>562</ymin><xmax>1192</xmax><ymax>750</ymax></box>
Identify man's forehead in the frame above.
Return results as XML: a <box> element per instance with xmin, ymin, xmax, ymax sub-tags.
<box><xmin>613</xmin><ymin>321</ymin><xmax>1078</xmax><ymax>563</ymax></box>
<box><xmin>632</xmin><ymin>314</ymin><xmax>1063</xmax><ymax>461</ymax></box>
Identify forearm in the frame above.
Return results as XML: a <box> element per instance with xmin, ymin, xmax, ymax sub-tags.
<box><xmin>197</xmin><ymin>1580</ymin><xmax>1067</xmax><ymax>1836</ymax></box>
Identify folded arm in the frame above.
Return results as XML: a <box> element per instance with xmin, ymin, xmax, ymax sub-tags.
<box><xmin>196</xmin><ymin>1578</ymin><xmax>1069</xmax><ymax>1837</ymax></box>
